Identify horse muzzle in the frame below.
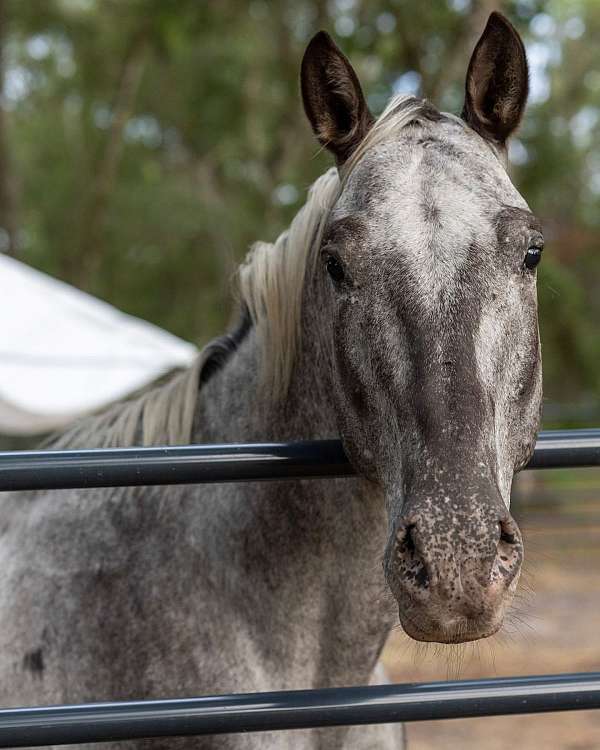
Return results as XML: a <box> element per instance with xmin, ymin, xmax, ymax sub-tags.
<box><xmin>384</xmin><ymin>491</ymin><xmax>523</xmax><ymax>644</ymax></box>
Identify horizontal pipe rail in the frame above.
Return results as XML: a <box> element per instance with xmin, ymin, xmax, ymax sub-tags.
<box><xmin>0</xmin><ymin>429</ymin><xmax>599</xmax><ymax>492</ymax></box>
<box><xmin>0</xmin><ymin>672</ymin><xmax>599</xmax><ymax>747</ymax></box>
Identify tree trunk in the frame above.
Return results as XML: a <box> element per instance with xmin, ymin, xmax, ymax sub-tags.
<box><xmin>76</xmin><ymin>28</ymin><xmax>149</xmax><ymax>288</ymax></box>
<box><xmin>0</xmin><ymin>0</ymin><xmax>19</xmax><ymax>258</ymax></box>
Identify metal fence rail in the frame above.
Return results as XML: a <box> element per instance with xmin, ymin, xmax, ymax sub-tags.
<box><xmin>1</xmin><ymin>429</ymin><xmax>599</xmax><ymax>746</ymax></box>
<box><xmin>1</xmin><ymin>672</ymin><xmax>600</xmax><ymax>747</ymax></box>
<box><xmin>1</xmin><ymin>428</ymin><xmax>599</xmax><ymax>492</ymax></box>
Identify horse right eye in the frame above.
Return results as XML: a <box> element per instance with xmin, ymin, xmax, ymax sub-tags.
<box><xmin>325</xmin><ymin>255</ymin><xmax>345</xmax><ymax>283</ymax></box>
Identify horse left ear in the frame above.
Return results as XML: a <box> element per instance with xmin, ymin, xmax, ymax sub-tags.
<box><xmin>301</xmin><ymin>31</ymin><xmax>374</xmax><ymax>165</ymax></box>
<box><xmin>462</xmin><ymin>12</ymin><xmax>529</xmax><ymax>146</ymax></box>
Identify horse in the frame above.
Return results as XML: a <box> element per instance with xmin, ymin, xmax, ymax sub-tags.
<box><xmin>0</xmin><ymin>12</ymin><xmax>542</xmax><ymax>749</ymax></box>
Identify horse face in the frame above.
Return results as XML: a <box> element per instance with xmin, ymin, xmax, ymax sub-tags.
<box><xmin>302</xmin><ymin>14</ymin><xmax>542</xmax><ymax>643</ymax></box>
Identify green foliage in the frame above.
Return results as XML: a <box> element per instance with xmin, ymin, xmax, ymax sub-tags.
<box><xmin>1</xmin><ymin>0</ymin><xmax>599</xmax><ymax>422</ymax></box>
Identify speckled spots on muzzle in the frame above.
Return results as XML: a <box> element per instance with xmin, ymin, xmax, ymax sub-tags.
<box><xmin>384</xmin><ymin>465</ymin><xmax>523</xmax><ymax>643</ymax></box>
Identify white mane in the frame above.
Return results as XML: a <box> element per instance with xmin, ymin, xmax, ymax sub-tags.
<box><xmin>48</xmin><ymin>354</ymin><xmax>206</xmax><ymax>449</ymax></box>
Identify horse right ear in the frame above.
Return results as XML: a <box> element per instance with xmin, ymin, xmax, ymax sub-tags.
<box><xmin>301</xmin><ymin>31</ymin><xmax>373</xmax><ymax>166</ymax></box>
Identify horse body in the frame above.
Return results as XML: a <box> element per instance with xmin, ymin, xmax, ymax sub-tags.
<box><xmin>0</xmin><ymin>328</ymin><xmax>400</xmax><ymax>749</ymax></box>
<box><xmin>0</xmin><ymin>13</ymin><xmax>541</xmax><ymax>750</ymax></box>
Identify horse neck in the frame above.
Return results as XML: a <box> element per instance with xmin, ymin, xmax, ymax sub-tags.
<box><xmin>188</xmin><ymin>290</ymin><xmax>394</xmax><ymax>686</ymax></box>
<box><xmin>192</xmin><ymin>316</ymin><xmax>336</xmax><ymax>443</ymax></box>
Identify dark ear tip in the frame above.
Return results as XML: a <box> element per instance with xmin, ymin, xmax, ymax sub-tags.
<box><xmin>488</xmin><ymin>10</ymin><xmax>509</xmax><ymax>24</ymax></box>
<box><xmin>302</xmin><ymin>31</ymin><xmax>338</xmax><ymax>74</ymax></box>
<box><xmin>305</xmin><ymin>30</ymin><xmax>336</xmax><ymax>54</ymax></box>
<box><xmin>486</xmin><ymin>11</ymin><xmax>520</xmax><ymax>37</ymax></box>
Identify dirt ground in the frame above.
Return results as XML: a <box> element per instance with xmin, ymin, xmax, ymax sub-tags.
<box><xmin>380</xmin><ymin>470</ymin><xmax>600</xmax><ymax>750</ymax></box>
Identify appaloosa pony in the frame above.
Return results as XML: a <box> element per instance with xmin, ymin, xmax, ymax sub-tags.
<box><xmin>0</xmin><ymin>12</ymin><xmax>542</xmax><ymax>749</ymax></box>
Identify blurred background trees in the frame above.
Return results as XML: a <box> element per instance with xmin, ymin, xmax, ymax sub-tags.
<box><xmin>1</xmin><ymin>0</ymin><xmax>598</xmax><ymax>424</ymax></box>
<box><xmin>2</xmin><ymin>8</ymin><xmax>598</xmax><ymax>745</ymax></box>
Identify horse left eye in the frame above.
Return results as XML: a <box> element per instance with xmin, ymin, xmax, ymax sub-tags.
<box><xmin>524</xmin><ymin>246</ymin><xmax>542</xmax><ymax>270</ymax></box>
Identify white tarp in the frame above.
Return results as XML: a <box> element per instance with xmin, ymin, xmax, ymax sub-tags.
<box><xmin>0</xmin><ymin>254</ymin><xmax>198</xmax><ymax>435</ymax></box>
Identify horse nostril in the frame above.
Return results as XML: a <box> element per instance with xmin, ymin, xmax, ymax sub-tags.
<box><xmin>498</xmin><ymin>519</ymin><xmax>518</xmax><ymax>546</ymax></box>
<box><xmin>403</xmin><ymin>524</ymin><xmax>416</xmax><ymax>554</ymax></box>
<box><xmin>495</xmin><ymin>518</ymin><xmax>523</xmax><ymax>585</ymax></box>
<box><xmin>397</xmin><ymin>523</ymin><xmax>430</xmax><ymax>590</ymax></box>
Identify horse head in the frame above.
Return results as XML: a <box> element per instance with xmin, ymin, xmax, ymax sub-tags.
<box><xmin>301</xmin><ymin>13</ymin><xmax>542</xmax><ymax>644</ymax></box>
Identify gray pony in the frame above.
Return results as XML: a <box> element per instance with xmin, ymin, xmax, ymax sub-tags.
<box><xmin>0</xmin><ymin>12</ymin><xmax>542</xmax><ymax>749</ymax></box>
